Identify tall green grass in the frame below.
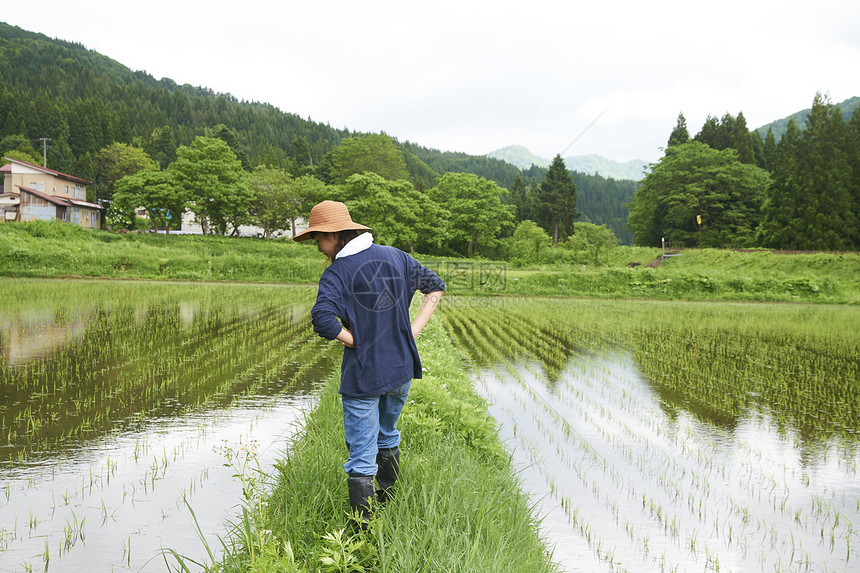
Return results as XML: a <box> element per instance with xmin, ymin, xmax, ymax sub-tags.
<box><xmin>500</xmin><ymin>250</ymin><xmax>860</xmax><ymax>303</ymax></box>
<box><xmin>0</xmin><ymin>220</ymin><xmax>323</xmax><ymax>283</ymax></box>
<box><xmin>3</xmin><ymin>221</ymin><xmax>858</xmax><ymax>303</ymax></box>
<box><xmin>210</xmin><ymin>316</ymin><xmax>558</xmax><ymax>572</ymax></box>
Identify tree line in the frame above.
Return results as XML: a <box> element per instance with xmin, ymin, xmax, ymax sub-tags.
<box><xmin>0</xmin><ymin>22</ymin><xmax>637</xmax><ymax>247</ymax></box>
<box><xmin>628</xmin><ymin>94</ymin><xmax>860</xmax><ymax>250</ymax></box>
<box><xmin>103</xmin><ymin>132</ymin><xmax>620</xmax><ymax>265</ymax></box>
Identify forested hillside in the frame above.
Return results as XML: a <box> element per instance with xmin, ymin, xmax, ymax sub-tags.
<box><xmin>627</xmin><ymin>95</ymin><xmax>860</xmax><ymax>250</ymax></box>
<box><xmin>519</xmin><ymin>164</ymin><xmax>637</xmax><ymax>245</ymax></box>
<box><xmin>0</xmin><ymin>21</ymin><xmax>638</xmax><ymax>245</ymax></box>
<box><xmin>0</xmin><ymin>22</ymin><xmax>350</xmax><ymax>177</ymax></box>
<box><xmin>755</xmin><ymin>96</ymin><xmax>860</xmax><ymax>142</ymax></box>
<box><xmin>3</xmin><ymin>23</ymin><xmax>853</xmax><ymax>253</ymax></box>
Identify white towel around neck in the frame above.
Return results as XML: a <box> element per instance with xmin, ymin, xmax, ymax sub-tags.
<box><xmin>335</xmin><ymin>233</ymin><xmax>374</xmax><ymax>259</ymax></box>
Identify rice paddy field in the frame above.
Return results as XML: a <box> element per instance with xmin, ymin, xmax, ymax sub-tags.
<box><xmin>0</xmin><ymin>279</ymin><xmax>338</xmax><ymax>572</ymax></box>
<box><xmin>1</xmin><ymin>278</ymin><xmax>858</xmax><ymax>572</ymax></box>
<box><xmin>443</xmin><ymin>297</ymin><xmax>860</xmax><ymax>572</ymax></box>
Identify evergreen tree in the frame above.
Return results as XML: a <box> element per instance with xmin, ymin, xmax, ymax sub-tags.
<box><xmin>731</xmin><ymin>112</ymin><xmax>755</xmax><ymax>164</ymax></box>
<box><xmin>534</xmin><ymin>155</ymin><xmax>580</xmax><ymax>245</ymax></box>
<box><xmin>145</xmin><ymin>126</ymin><xmax>178</xmax><ymax>170</ymax></box>
<box><xmin>573</xmin><ymin>171</ymin><xmax>637</xmax><ymax>245</ymax></box>
<box><xmin>668</xmin><ymin>113</ymin><xmax>690</xmax><ymax>147</ymax></box>
<box><xmin>761</xmin><ymin>128</ymin><xmax>777</xmax><ymax>172</ymax></box>
<box><xmin>289</xmin><ymin>136</ymin><xmax>313</xmax><ymax>175</ymax></box>
<box><xmin>524</xmin><ymin>178</ymin><xmax>540</xmax><ymax>223</ymax></box>
<box><xmin>508</xmin><ymin>173</ymin><xmax>528</xmax><ymax>221</ymax></box>
<box><xmin>799</xmin><ymin>94</ymin><xmax>854</xmax><ymax>249</ymax></box>
<box><xmin>696</xmin><ymin>115</ymin><xmax>720</xmax><ymax>148</ymax></box>
<box><xmin>74</xmin><ymin>152</ymin><xmax>96</xmax><ymax>195</ymax></box>
<box><xmin>258</xmin><ymin>145</ymin><xmax>281</xmax><ymax>169</ymax></box>
<box><xmin>750</xmin><ymin>130</ymin><xmax>765</xmax><ymax>168</ymax></box>
<box><xmin>760</xmin><ymin>94</ymin><xmax>857</xmax><ymax>250</ymax></box>
<box><xmin>208</xmin><ymin>124</ymin><xmax>251</xmax><ymax>171</ymax></box>
<box><xmin>68</xmin><ymin>100</ymin><xmax>99</xmax><ymax>158</ymax></box>
<box><xmin>846</xmin><ymin>107</ymin><xmax>860</xmax><ymax>247</ymax></box>
<box><xmin>758</xmin><ymin>119</ymin><xmax>804</xmax><ymax>247</ymax></box>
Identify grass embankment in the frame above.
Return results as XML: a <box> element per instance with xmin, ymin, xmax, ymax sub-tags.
<box><xmin>485</xmin><ymin>248</ymin><xmax>860</xmax><ymax>303</ymax></box>
<box><xmin>2</xmin><ymin>220</ymin><xmax>859</xmax><ymax>303</ymax></box>
<box><xmin>203</xmin><ymin>317</ymin><xmax>557</xmax><ymax>573</ymax></box>
<box><xmin>0</xmin><ymin>220</ymin><xmax>324</xmax><ymax>283</ymax></box>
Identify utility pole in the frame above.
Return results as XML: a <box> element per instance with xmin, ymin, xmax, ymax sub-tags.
<box><xmin>38</xmin><ymin>137</ymin><xmax>50</xmax><ymax>167</ymax></box>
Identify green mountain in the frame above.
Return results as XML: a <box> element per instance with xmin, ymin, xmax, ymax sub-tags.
<box><xmin>563</xmin><ymin>154</ymin><xmax>649</xmax><ymax>182</ymax></box>
<box><xmin>0</xmin><ymin>21</ymin><xmax>639</xmax><ymax>243</ymax></box>
<box><xmin>485</xmin><ymin>145</ymin><xmax>550</xmax><ymax>169</ymax></box>
<box><xmin>0</xmin><ymin>22</ymin><xmax>352</xmax><ymax>176</ymax></box>
<box><xmin>755</xmin><ymin>96</ymin><xmax>859</xmax><ymax>141</ymax></box>
<box><xmin>487</xmin><ymin>146</ymin><xmax>648</xmax><ymax>181</ymax></box>
<box><xmin>0</xmin><ymin>21</ymin><xmax>543</xmax><ymax>193</ymax></box>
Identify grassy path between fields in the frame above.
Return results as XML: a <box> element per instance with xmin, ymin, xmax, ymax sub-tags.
<box><xmin>184</xmin><ymin>315</ymin><xmax>558</xmax><ymax>573</ymax></box>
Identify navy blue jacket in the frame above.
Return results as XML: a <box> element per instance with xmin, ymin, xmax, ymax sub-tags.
<box><xmin>311</xmin><ymin>243</ymin><xmax>445</xmax><ymax>398</ymax></box>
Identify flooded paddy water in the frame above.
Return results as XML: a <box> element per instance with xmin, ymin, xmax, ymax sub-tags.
<box><xmin>0</xmin><ymin>280</ymin><xmax>336</xmax><ymax>571</ymax></box>
<box><xmin>3</xmin><ymin>280</ymin><xmax>858</xmax><ymax>573</ymax></box>
<box><xmin>445</xmin><ymin>297</ymin><xmax>860</xmax><ymax>572</ymax></box>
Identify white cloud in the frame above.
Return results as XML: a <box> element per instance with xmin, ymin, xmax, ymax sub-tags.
<box><xmin>3</xmin><ymin>0</ymin><xmax>859</xmax><ymax>164</ymax></box>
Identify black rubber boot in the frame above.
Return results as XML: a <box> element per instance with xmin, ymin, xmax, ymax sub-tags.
<box><xmin>375</xmin><ymin>446</ymin><xmax>400</xmax><ymax>505</ymax></box>
<box><xmin>347</xmin><ymin>475</ymin><xmax>375</xmax><ymax>531</ymax></box>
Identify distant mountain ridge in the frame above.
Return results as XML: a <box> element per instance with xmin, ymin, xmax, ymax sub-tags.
<box><xmin>487</xmin><ymin>145</ymin><xmax>648</xmax><ymax>181</ymax></box>
<box><xmin>754</xmin><ymin>96</ymin><xmax>859</xmax><ymax>141</ymax></box>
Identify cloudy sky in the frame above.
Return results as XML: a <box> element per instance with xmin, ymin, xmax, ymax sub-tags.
<box><xmin>5</xmin><ymin>1</ymin><xmax>859</xmax><ymax>163</ymax></box>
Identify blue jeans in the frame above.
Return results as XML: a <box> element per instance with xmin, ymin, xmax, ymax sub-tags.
<box><xmin>342</xmin><ymin>380</ymin><xmax>411</xmax><ymax>476</ymax></box>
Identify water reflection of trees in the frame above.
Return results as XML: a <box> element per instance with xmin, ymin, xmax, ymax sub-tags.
<box><xmin>629</xmin><ymin>324</ymin><xmax>859</xmax><ymax>456</ymax></box>
<box><xmin>0</xmin><ymin>290</ymin><xmax>332</xmax><ymax>464</ymax></box>
<box><xmin>444</xmin><ymin>297</ymin><xmax>860</xmax><ymax>460</ymax></box>
<box><xmin>0</xmin><ymin>309</ymin><xmax>87</xmax><ymax>365</ymax></box>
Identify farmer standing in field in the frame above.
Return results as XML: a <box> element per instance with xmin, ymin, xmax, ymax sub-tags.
<box><xmin>294</xmin><ymin>200</ymin><xmax>445</xmax><ymax>529</ymax></box>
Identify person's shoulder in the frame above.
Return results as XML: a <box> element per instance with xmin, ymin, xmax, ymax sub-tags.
<box><xmin>367</xmin><ymin>244</ymin><xmax>408</xmax><ymax>259</ymax></box>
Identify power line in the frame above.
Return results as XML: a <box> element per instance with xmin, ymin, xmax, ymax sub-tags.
<box><xmin>557</xmin><ymin>105</ymin><xmax>611</xmax><ymax>158</ymax></box>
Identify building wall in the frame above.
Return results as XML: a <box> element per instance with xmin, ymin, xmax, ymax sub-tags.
<box><xmin>4</xmin><ymin>167</ymin><xmax>87</xmax><ymax>199</ymax></box>
<box><xmin>4</xmin><ymin>163</ymin><xmax>98</xmax><ymax>227</ymax></box>
<box><xmin>19</xmin><ymin>192</ymin><xmax>61</xmax><ymax>222</ymax></box>
<box><xmin>0</xmin><ymin>195</ymin><xmax>17</xmax><ymax>222</ymax></box>
<box><xmin>178</xmin><ymin>210</ymin><xmax>291</xmax><ymax>237</ymax></box>
<box><xmin>74</xmin><ymin>207</ymin><xmax>100</xmax><ymax>229</ymax></box>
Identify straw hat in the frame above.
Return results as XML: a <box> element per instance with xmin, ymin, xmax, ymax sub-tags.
<box><xmin>293</xmin><ymin>200</ymin><xmax>370</xmax><ymax>242</ymax></box>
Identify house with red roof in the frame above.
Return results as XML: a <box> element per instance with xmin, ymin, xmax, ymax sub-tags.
<box><xmin>1</xmin><ymin>157</ymin><xmax>103</xmax><ymax>228</ymax></box>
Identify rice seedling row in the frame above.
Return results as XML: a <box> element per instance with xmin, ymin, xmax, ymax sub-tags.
<box><xmin>1</xmin><ymin>289</ymin><xmax>332</xmax><ymax>465</ymax></box>
<box><xmin>0</xmin><ymin>280</ymin><xmax>340</xmax><ymax>572</ymax></box>
<box><xmin>444</xmin><ymin>297</ymin><xmax>860</xmax><ymax>572</ymax></box>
